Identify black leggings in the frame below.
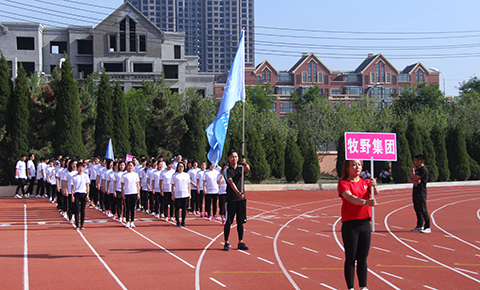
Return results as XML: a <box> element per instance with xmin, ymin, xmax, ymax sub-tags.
<box><xmin>190</xmin><ymin>189</ymin><xmax>197</xmax><ymax>211</ymax></box>
<box><xmin>218</xmin><ymin>194</ymin><xmax>226</xmax><ymax>216</ymax></box>
<box><xmin>205</xmin><ymin>193</ymin><xmax>218</xmax><ymax>217</ymax></box>
<box><xmin>174</xmin><ymin>197</ymin><xmax>188</xmax><ymax>225</ymax></box>
<box><xmin>154</xmin><ymin>192</ymin><xmax>162</xmax><ymax>215</ymax></box>
<box><xmin>196</xmin><ymin>190</ymin><xmax>204</xmax><ymax>213</ymax></box>
<box><xmin>89</xmin><ymin>180</ymin><xmax>98</xmax><ymax>205</ymax></box>
<box><xmin>74</xmin><ymin>193</ymin><xmax>87</xmax><ymax>228</ymax></box>
<box><xmin>125</xmin><ymin>194</ymin><xmax>138</xmax><ymax>222</ymax></box>
<box><xmin>163</xmin><ymin>192</ymin><xmax>174</xmax><ymax>218</ymax></box>
<box><xmin>116</xmin><ymin>193</ymin><xmax>123</xmax><ymax>219</ymax></box>
<box><xmin>15</xmin><ymin>178</ymin><xmax>26</xmax><ymax>196</ymax></box>
<box><xmin>341</xmin><ymin>218</ymin><xmax>371</xmax><ymax>289</ymax></box>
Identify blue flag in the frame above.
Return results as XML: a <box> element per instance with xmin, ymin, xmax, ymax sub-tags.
<box><xmin>105</xmin><ymin>138</ymin><xmax>114</xmax><ymax>160</ymax></box>
<box><xmin>206</xmin><ymin>30</ymin><xmax>245</xmax><ymax>165</ymax></box>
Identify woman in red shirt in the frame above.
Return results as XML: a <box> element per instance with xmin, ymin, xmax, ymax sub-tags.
<box><xmin>338</xmin><ymin>160</ymin><xmax>379</xmax><ymax>290</ymax></box>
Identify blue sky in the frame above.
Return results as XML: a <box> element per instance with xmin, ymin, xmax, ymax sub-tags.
<box><xmin>1</xmin><ymin>0</ymin><xmax>479</xmax><ymax>96</ymax></box>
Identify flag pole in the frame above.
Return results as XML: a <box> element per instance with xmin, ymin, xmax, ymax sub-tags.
<box><xmin>241</xmin><ymin>28</ymin><xmax>246</xmax><ymax>195</ymax></box>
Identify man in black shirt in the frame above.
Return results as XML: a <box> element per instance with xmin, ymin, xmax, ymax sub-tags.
<box><xmin>223</xmin><ymin>149</ymin><xmax>250</xmax><ymax>251</ymax></box>
<box><xmin>409</xmin><ymin>154</ymin><xmax>431</xmax><ymax>233</ymax></box>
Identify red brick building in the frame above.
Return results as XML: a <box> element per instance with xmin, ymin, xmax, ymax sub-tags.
<box><xmin>215</xmin><ymin>53</ymin><xmax>440</xmax><ymax>120</ymax></box>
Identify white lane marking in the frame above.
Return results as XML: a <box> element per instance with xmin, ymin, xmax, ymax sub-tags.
<box><xmin>311</xmin><ymin>220</ymin><xmax>321</xmax><ymax>223</ymax></box>
<box><xmin>373</xmin><ymin>232</ymin><xmax>387</xmax><ymax>236</ymax></box>
<box><xmin>433</xmin><ymin>245</ymin><xmax>455</xmax><ymax>251</ymax></box>
<box><xmin>264</xmin><ymin>235</ymin><xmax>274</xmax><ymax>240</ymax></box>
<box><xmin>475</xmin><ymin>241</ymin><xmax>480</xmax><ymax>244</ymax></box>
<box><xmin>76</xmin><ymin>229</ymin><xmax>128</xmax><ymax>289</ymax></box>
<box><xmin>326</xmin><ymin>254</ymin><xmax>342</xmax><ymax>261</ymax></box>
<box><xmin>294</xmin><ymin>208</ymin><xmax>302</xmax><ymax>211</ymax></box>
<box><xmin>250</xmin><ymin>231</ymin><xmax>261</xmax><ymax>236</ymax></box>
<box><xmin>37</xmin><ymin>222</ymin><xmax>46</xmax><ymax>225</ymax></box>
<box><xmin>238</xmin><ymin>250</ymin><xmax>251</xmax><ymax>256</ymax></box>
<box><xmin>24</xmin><ymin>205</ymin><xmax>29</xmax><ymax>290</ymax></box>
<box><xmin>477</xmin><ymin>209</ymin><xmax>480</xmax><ymax>220</ymax></box>
<box><xmin>476</xmin><ymin>254</ymin><xmax>480</xmax><ymax>258</ymax></box>
<box><xmin>256</xmin><ymin>219</ymin><xmax>274</xmax><ymax>224</ymax></box>
<box><xmin>257</xmin><ymin>257</ymin><xmax>275</xmax><ymax>265</ymax></box>
<box><xmin>372</xmin><ymin>246</ymin><xmax>391</xmax><ymax>253</ymax></box>
<box><xmin>289</xmin><ymin>270</ymin><xmax>308</xmax><ymax>279</ymax></box>
<box><xmin>316</xmin><ymin>233</ymin><xmax>330</xmax><ymax>238</ymax></box>
<box><xmin>209</xmin><ymin>277</ymin><xmax>226</xmax><ymax>287</ymax></box>
<box><xmin>302</xmin><ymin>247</ymin><xmax>318</xmax><ymax>253</ymax></box>
<box><xmin>280</xmin><ymin>224</ymin><xmax>290</xmax><ymax>228</ymax></box>
<box><xmin>423</xmin><ymin>285</ymin><xmax>439</xmax><ymax>290</ymax></box>
<box><xmin>381</xmin><ymin>271</ymin><xmax>404</xmax><ymax>279</ymax></box>
<box><xmin>390</xmin><ymin>225</ymin><xmax>403</xmax><ymax>229</ymax></box>
<box><xmin>406</xmin><ymin>255</ymin><xmax>429</xmax><ymax>263</ymax></box>
<box><xmin>297</xmin><ymin>228</ymin><xmax>309</xmax><ymax>233</ymax></box>
<box><xmin>281</xmin><ymin>240</ymin><xmax>294</xmax><ymax>246</ymax></box>
<box><xmin>454</xmin><ymin>267</ymin><xmax>479</xmax><ymax>275</ymax></box>
<box><xmin>320</xmin><ymin>282</ymin><xmax>338</xmax><ymax>290</ymax></box>
<box><xmin>400</xmin><ymin>237</ymin><xmax>418</xmax><ymax>243</ymax></box>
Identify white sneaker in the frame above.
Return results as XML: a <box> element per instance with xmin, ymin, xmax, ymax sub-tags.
<box><xmin>15</xmin><ymin>194</ymin><xmax>22</xmax><ymax>199</ymax></box>
<box><xmin>125</xmin><ymin>222</ymin><xmax>130</xmax><ymax>228</ymax></box>
<box><xmin>130</xmin><ymin>222</ymin><xmax>136</xmax><ymax>228</ymax></box>
<box><xmin>420</xmin><ymin>228</ymin><xmax>431</xmax><ymax>233</ymax></box>
<box><xmin>155</xmin><ymin>214</ymin><xmax>160</xmax><ymax>218</ymax></box>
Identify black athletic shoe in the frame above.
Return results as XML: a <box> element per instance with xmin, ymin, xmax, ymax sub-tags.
<box><xmin>181</xmin><ymin>222</ymin><xmax>186</xmax><ymax>227</ymax></box>
<box><xmin>223</xmin><ymin>243</ymin><xmax>230</xmax><ymax>251</ymax></box>
<box><xmin>176</xmin><ymin>223</ymin><xmax>181</xmax><ymax>227</ymax></box>
<box><xmin>237</xmin><ymin>243</ymin><xmax>249</xmax><ymax>251</ymax></box>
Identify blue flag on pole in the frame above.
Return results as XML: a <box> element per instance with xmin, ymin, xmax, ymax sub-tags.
<box><xmin>105</xmin><ymin>138</ymin><xmax>114</xmax><ymax>160</ymax></box>
<box><xmin>206</xmin><ymin>30</ymin><xmax>245</xmax><ymax>166</ymax></box>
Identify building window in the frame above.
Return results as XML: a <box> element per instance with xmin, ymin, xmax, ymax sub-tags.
<box><xmin>399</xmin><ymin>74</ymin><xmax>410</xmax><ymax>82</ymax></box>
<box><xmin>296</xmin><ymin>74</ymin><xmax>301</xmax><ymax>85</ymax></box>
<box><xmin>77</xmin><ymin>40</ymin><xmax>93</xmax><ymax>55</ymax></box>
<box><xmin>78</xmin><ymin>64</ymin><xmax>93</xmax><ymax>77</ymax></box>
<box><xmin>392</xmin><ymin>75</ymin><xmax>397</xmax><ymax>85</ymax></box>
<box><xmin>376</xmin><ymin>62</ymin><xmax>380</xmax><ymax>82</ymax></box>
<box><xmin>324</xmin><ymin>88</ymin><xmax>329</xmax><ymax>96</ymax></box>
<box><xmin>120</xmin><ymin>19</ymin><xmax>126</xmax><ymax>52</ymax></box>
<box><xmin>416</xmin><ymin>70</ymin><xmax>419</xmax><ymax>83</ymax></box>
<box><xmin>381</xmin><ymin>62</ymin><xmax>385</xmax><ymax>82</ymax></box>
<box><xmin>302</xmin><ymin>72</ymin><xmax>307</xmax><ymax>83</ymax></box>
<box><xmin>277</xmin><ymin>86</ymin><xmax>294</xmax><ymax>95</ymax></box>
<box><xmin>174</xmin><ymin>45</ymin><xmax>181</xmax><ymax>59</ymax></box>
<box><xmin>313</xmin><ymin>62</ymin><xmax>317</xmax><ymax>82</ymax></box>
<box><xmin>267</xmin><ymin>69</ymin><xmax>271</xmax><ymax>83</ymax></box>
<box><xmin>17</xmin><ymin>37</ymin><xmax>34</xmax><ymax>50</ymax></box>
<box><xmin>163</xmin><ymin>64</ymin><xmax>178</xmax><ymax>79</ymax></box>
<box><xmin>50</xmin><ymin>41</ymin><xmax>67</xmax><ymax>54</ymax></box>
<box><xmin>318</xmin><ymin>72</ymin><xmax>323</xmax><ymax>83</ymax></box>
<box><xmin>308</xmin><ymin>62</ymin><xmax>312</xmax><ymax>82</ymax></box>
<box><xmin>19</xmin><ymin>62</ymin><xmax>35</xmax><ymax>77</ymax></box>
<box><xmin>262</xmin><ymin>70</ymin><xmax>266</xmax><ymax>83</ymax></box>
<box><xmin>256</xmin><ymin>76</ymin><xmax>261</xmax><ymax>84</ymax></box>
<box><xmin>370</xmin><ymin>72</ymin><xmax>375</xmax><ymax>84</ymax></box>
<box><xmin>347</xmin><ymin>87</ymin><xmax>362</xmax><ymax>95</ymax></box>
<box><xmin>386</xmin><ymin>72</ymin><xmax>391</xmax><ymax>83</ymax></box>
<box><xmin>7</xmin><ymin>61</ymin><xmax>13</xmax><ymax>78</ymax></box>
<box><xmin>420</xmin><ymin>70</ymin><xmax>424</xmax><ymax>83</ymax></box>
<box><xmin>364</xmin><ymin>75</ymin><xmax>369</xmax><ymax>85</ymax></box>
<box><xmin>134</xmin><ymin>63</ymin><xmax>153</xmax><ymax>72</ymax></box>
<box><xmin>331</xmin><ymin>89</ymin><xmax>342</xmax><ymax>95</ymax></box>
<box><xmin>280</xmin><ymin>102</ymin><xmax>293</xmax><ymax>113</ymax></box>
<box><xmin>346</xmin><ymin>74</ymin><xmax>360</xmax><ymax>82</ymax></box>
<box><xmin>324</xmin><ymin>75</ymin><xmax>329</xmax><ymax>85</ymax></box>
<box><xmin>104</xmin><ymin>63</ymin><xmax>123</xmax><ymax>72</ymax></box>
<box><xmin>129</xmin><ymin>20</ymin><xmax>137</xmax><ymax>52</ymax></box>
<box><xmin>139</xmin><ymin>35</ymin><xmax>146</xmax><ymax>52</ymax></box>
<box><xmin>109</xmin><ymin>35</ymin><xmax>117</xmax><ymax>52</ymax></box>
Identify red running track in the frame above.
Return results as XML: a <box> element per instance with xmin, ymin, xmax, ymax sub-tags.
<box><xmin>0</xmin><ymin>185</ymin><xmax>479</xmax><ymax>289</ymax></box>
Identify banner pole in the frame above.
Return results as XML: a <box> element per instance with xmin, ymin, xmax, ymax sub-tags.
<box><xmin>241</xmin><ymin>99</ymin><xmax>245</xmax><ymax>194</ymax></box>
<box><xmin>371</xmin><ymin>156</ymin><xmax>375</xmax><ymax>232</ymax></box>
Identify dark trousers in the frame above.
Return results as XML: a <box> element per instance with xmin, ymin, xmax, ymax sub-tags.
<box><xmin>154</xmin><ymin>192</ymin><xmax>162</xmax><ymax>215</ymax></box>
<box><xmin>46</xmin><ymin>182</ymin><xmax>52</xmax><ymax>198</ymax></box>
<box><xmin>67</xmin><ymin>194</ymin><xmax>75</xmax><ymax>220</ymax></box>
<box><xmin>205</xmin><ymin>193</ymin><xmax>218</xmax><ymax>217</ymax></box>
<box><xmin>89</xmin><ymin>180</ymin><xmax>98</xmax><ymax>205</ymax></box>
<box><xmin>174</xmin><ymin>197</ymin><xmax>188</xmax><ymax>225</ymax></box>
<box><xmin>99</xmin><ymin>189</ymin><xmax>105</xmax><ymax>211</ymax></box>
<box><xmin>218</xmin><ymin>194</ymin><xmax>226</xmax><ymax>216</ymax></box>
<box><xmin>51</xmin><ymin>184</ymin><xmax>57</xmax><ymax>201</ymax></box>
<box><xmin>125</xmin><ymin>194</ymin><xmax>137</xmax><ymax>222</ymax></box>
<box><xmin>141</xmin><ymin>189</ymin><xmax>149</xmax><ymax>211</ymax></box>
<box><xmin>36</xmin><ymin>178</ymin><xmax>45</xmax><ymax>196</ymax></box>
<box><xmin>62</xmin><ymin>193</ymin><xmax>68</xmax><ymax>212</ymax></box>
<box><xmin>148</xmin><ymin>191</ymin><xmax>155</xmax><ymax>213</ymax></box>
<box><xmin>15</xmin><ymin>178</ymin><xmax>26</xmax><ymax>196</ymax></box>
<box><xmin>163</xmin><ymin>192</ymin><xmax>174</xmax><ymax>218</ymax></box>
<box><xmin>341</xmin><ymin>218</ymin><xmax>371</xmax><ymax>289</ymax></box>
<box><xmin>57</xmin><ymin>189</ymin><xmax>64</xmax><ymax>210</ymax></box>
<box><xmin>190</xmin><ymin>189</ymin><xmax>198</xmax><ymax>212</ymax></box>
<box><xmin>26</xmin><ymin>177</ymin><xmax>35</xmax><ymax>195</ymax></box>
<box><xmin>115</xmin><ymin>194</ymin><xmax>124</xmax><ymax>219</ymax></box>
<box><xmin>105</xmin><ymin>193</ymin><xmax>111</xmax><ymax>212</ymax></box>
<box><xmin>196</xmin><ymin>190</ymin><xmax>204</xmax><ymax>213</ymax></box>
<box><xmin>74</xmin><ymin>193</ymin><xmax>87</xmax><ymax>228</ymax></box>
<box><xmin>224</xmin><ymin>200</ymin><xmax>247</xmax><ymax>242</ymax></box>
<box><xmin>413</xmin><ymin>193</ymin><xmax>430</xmax><ymax>229</ymax></box>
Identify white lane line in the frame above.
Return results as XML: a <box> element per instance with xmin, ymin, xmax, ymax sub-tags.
<box><xmin>327</xmin><ymin>254</ymin><xmax>342</xmax><ymax>261</ymax></box>
<box><xmin>302</xmin><ymin>247</ymin><xmax>318</xmax><ymax>253</ymax></box>
<box><xmin>280</xmin><ymin>224</ymin><xmax>290</xmax><ymax>228</ymax></box>
<box><xmin>433</xmin><ymin>245</ymin><xmax>455</xmax><ymax>251</ymax></box>
<box><xmin>297</xmin><ymin>228</ymin><xmax>310</xmax><ymax>233</ymax></box>
<box><xmin>476</xmin><ymin>254</ymin><xmax>480</xmax><ymax>258</ymax></box>
<box><xmin>311</xmin><ymin>220</ymin><xmax>321</xmax><ymax>223</ymax></box>
<box><xmin>454</xmin><ymin>267</ymin><xmax>479</xmax><ymax>275</ymax></box>
<box><xmin>76</xmin><ymin>229</ymin><xmax>128</xmax><ymax>289</ymax></box>
<box><xmin>372</xmin><ymin>246</ymin><xmax>391</xmax><ymax>253</ymax></box>
<box><xmin>475</xmin><ymin>241</ymin><xmax>480</xmax><ymax>244</ymax></box>
<box><xmin>250</xmin><ymin>231</ymin><xmax>261</xmax><ymax>236</ymax></box>
<box><xmin>256</xmin><ymin>219</ymin><xmax>274</xmax><ymax>224</ymax></box>
<box><xmin>282</xmin><ymin>240</ymin><xmax>294</xmax><ymax>246</ymax></box>
<box><xmin>320</xmin><ymin>282</ymin><xmax>338</xmax><ymax>290</ymax></box>
<box><xmin>423</xmin><ymin>285</ymin><xmax>439</xmax><ymax>290</ymax></box>
<box><xmin>390</xmin><ymin>225</ymin><xmax>403</xmax><ymax>229</ymax></box>
<box><xmin>400</xmin><ymin>237</ymin><xmax>418</xmax><ymax>243</ymax></box>
<box><xmin>257</xmin><ymin>257</ymin><xmax>275</xmax><ymax>265</ymax></box>
<box><xmin>373</xmin><ymin>232</ymin><xmax>387</xmax><ymax>236</ymax></box>
<box><xmin>406</xmin><ymin>255</ymin><xmax>429</xmax><ymax>263</ymax></box>
<box><xmin>294</xmin><ymin>208</ymin><xmax>302</xmax><ymax>211</ymax></box>
<box><xmin>37</xmin><ymin>222</ymin><xmax>46</xmax><ymax>225</ymax></box>
<box><xmin>289</xmin><ymin>270</ymin><xmax>308</xmax><ymax>279</ymax></box>
<box><xmin>209</xmin><ymin>277</ymin><xmax>226</xmax><ymax>288</ymax></box>
<box><xmin>316</xmin><ymin>233</ymin><xmax>330</xmax><ymax>238</ymax></box>
<box><xmin>380</xmin><ymin>271</ymin><xmax>404</xmax><ymax>280</ymax></box>
<box><xmin>477</xmin><ymin>208</ymin><xmax>480</xmax><ymax>220</ymax></box>
<box><xmin>238</xmin><ymin>250</ymin><xmax>251</xmax><ymax>256</ymax></box>
<box><xmin>264</xmin><ymin>235</ymin><xmax>274</xmax><ymax>240</ymax></box>
<box><xmin>23</xmin><ymin>205</ymin><xmax>29</xmax><ymax>290</ymax></box>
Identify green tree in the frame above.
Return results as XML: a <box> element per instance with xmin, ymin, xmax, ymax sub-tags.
<box><xmin>129</xmin><ymin>110</ymin><xmax>148</xmax><ymax>157</ymax></box>
<box><xmin>246</xmin><ymin>124</ymin><xmax>270</xmax><ymax>183</ymax></box>
<box><xmin>459</xmin><ymin>76</ymin><xmax>480</xmax><ymax>95</ymax></box>
<box><xmin>297</xmin><ymin>129</ymin><xmax>320</xmax><ymax>183</ymax></box>
<box><xmin>420</xmin><ymin>129</ymin><xmax>438</xmax><ymax>182</ymax></box>
<box><xmin>391</xmin><ymin>121</ymin><xmax>412</xmax><ymax>183</ymax></box>
<box><xmin>392</xmin><ymin>83</ymin><xmax>444</xmax><ymax>114</ymax></box>
<box><xmin>180</xmin><ymin>91</ymin><xmax>207</xmax><ymax>161</ymax></box>
<box><xmin>468</xmin><ymin>156</ymin><xmax>480</xmax><ymax>180</ymax></box>
<box><xmin>111</xmin><ymin>81</ymin><xmax>131</xmax><ymax>157</ymax></box>
<box><xmin>246</xmin><ymin>84</ymin><xmax>276</xmax><ymax>112</ymax></box>
<box><xmin>446</xmin><ymin>126</ymin><xmax>471</xmax><ymax>181</ymax></box>
<box><xmin>53</xmin><ymin>57</ymin><xmax>86</xmax><ymax>157</ymax></box>
<box><xmin>405</xmin><ymin>117</ymin><xmax>423</xmax><ymax>158</ymax></box>
<box><xmin>78</xmin><ymin>71</ymin><xmax>98</xmax><ymax>156</ymax></box>
<box><xmin>431</xmin><ymin>126</ymin><xmax>450</xmax><ymax>181</ymax></box>
<box><xmin>95</xmin><ymin>71</ymin><xmax>114</xmax><ymax>156</ymax></box>
<box><xmin>284</xmin><ymin>133</ymin><xmax>303</xmax><ymax>183</ymax></box>
<box><xmin>0</xmin><ymin>53</ymin><xmax>13</xmax><ymax>137</ymax></box>
<box><xmin>263</xmin><ymin>127</ymin><xmax>285</xmax><ymax>179</ymax></box>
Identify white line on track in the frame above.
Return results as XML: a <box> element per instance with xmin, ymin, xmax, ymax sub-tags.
<box><xmin>238</xmin><ymin>250</ymin><xmax>250</xmax><ymax>255</ymax></box>
<box><xmin>372</xmin><ymin>246</ymin><xmax>391</xmax><ymax>252</ymax></box>
<box><xmin>281</xmin><ymin>240</ymin><xmax>294</xmax><ymax>245</ymax></box>
<box><xmin>256</xmin><ymin>219</ymin><xmax>274</xmax><ymax>224</ymax></box>
<box><xmin>476</xmin><ymin>254</ymin><xmax>480</xmax><ymax>258</ymax></box>
<box><xmin>423</xmin><ymin>285</ymin><xmax>439</xmax><ymax>290</ymax></box>
<box><xmin>326</xmin><ymin>254</ymin><xmax>342</xmax><ymax>261</ymax></box>
<box><xmin>406</xmin><ymin>255</ymin><xmax>429</xmax><ymax>262</ymax></box>
<box><xmin>257</xmin><ymin>257</ymin><xmax>275</xmax><ymax>265</ymax></box>
<box><xmin>477</xmin><ymin>209</ymin><xmax>480</xmax><ymax>220</ymax></box>
<box><xmin>209</xmin><ymin>277</ymin><xmax>226</xmax><ymax>287</ymax></box>
<box><xmin>320</xmin><ymin>282</ymin><xmax>338</xmax><ymax>290</ymax></box>
<box><xmin>302</xmin><ymin>247</ymin><xmax>318</xmax><ymax>253</ymax></box>
<box><xmin>297</xmin><ymin>228</ymin><xmax>309</xmax><ymax>233</ymax></box>
<box><xmin>454</xmin><ymin>267</ymin><xmax>479</xmax><ymax>275</ymax></box>
<box><xmin>23</xmin><ymin>205</ymin><xmax>29</xmax><ymax>290</ymax></box>
<box><xmin>250</xmin><ymin>231</ymin><xmax>262</xmax><ymax>236</ymax></box>
<box><xmin>475</xmin><ymin>241</ymin><xmax>480</xmax><ymax>244</ymax></box>
<box><xmin>373</xmin><ymin>232</ymin><xmax>387</xmax><ymax>236</ymax></box>
<box><xmin>316</xmin><ymin>233</ymin><xmax>330</xmax><ymax>237</ymax></box>
<box><xmin>433</xmin><ymin>245</ymin><xmax>455</xmax><ymax>251</ymax></box>
<box><xmin>264</xmin><ymin>235</ymin><xmax>274</xmax><ymax>239</ymax></box>
<box><xmin>289</xmin><ymin>270</ymin><xmax>308</xmax><ymax>279</ymax></box>
<box><xmin>380</xmin><ymin>271</ymin><xmax>404</xmax><ymax>279</ymax></box>
<box><xmin>399</xmin><ymin>237</ymin><xmax>418</xmax><ymax>243</ymax></box>
<box><xmin>311</xmin><ymin>220</ymin><xmax>321</xmax><ymax>223</ymax></box>
<box><xmin>390</xmin><ymin>225</ymin><xmax>403</xmax><ymax>229</ymax></box>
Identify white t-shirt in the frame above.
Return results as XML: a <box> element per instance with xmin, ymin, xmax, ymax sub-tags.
<box><xmin>16</xmin><ymin>160</ymin><xmax>27</xmax><ymax>179</ymax></box>
<box><xmin>115</xmin><ymin>171</ymin><xmax>126</xmax><ymax>192</ymax></box>
<box><xmin>147</xmin><ymin>168</ymin><xmax>156</xmax><ymax>191</ymax></box>
<box><xmin>219</xmin><ymin>175</ymin><xmax>227</xmax><ymax>195</ymax></box>
<box><xmin>122</xmin><ymin>172</ymin><xmax>140</xmax><ymax>195</ymax></box>
<box><xmin>27</xmin><ymin>160</ymin><xmax>35</xmax><ymax>178</ymax></box>
<box><xmin>152</xmin><ymin>169</ymin><xmax>162</xmax><ymax>192</ymax></box>
<box><xmin>89</xmin><ymin>164</ymin><xmax>97</xmax><ymax>180</ymax></box>
<box><xmin>66</xmin><ymin>170</ymin><xmax>78</xmax><ymax>194</ymax></box>
<box><xmin>55</xmin><ymin>166</ymin><xmax>64</xmax><ymax>189</ymax></box>
<box><xmin>72</xmin><ymin>173</ymin><xmax>90</xmax><ymax>194</ymax></box>
<box><xmin>188</xmin><ymin>168</ymin><xmax>200</xmax><ymax>190</ymax></box>
<box><xmin>160</xmin><ymin>169</ymin><xmax>175</xmax><ymax>192</ymax></box>
<box><xmin>139</xmin><ymin>168</ymin><xmax>149</xmax><ymax>191</ymax></box>
<box><xmin>196</xmin><ymin>170</ymin><xmax>206</xmax><ymax>190</ymax></box>
<box><xmin>107</xmin><ymin>170</ymin><xmax>116</xmax><ymax>193</ymax></box>
<box><xmin>101</xmin><ymin>168</ymin><xmax>110</xmax><ymax>191</ymax></box>
<box><xmin>171</xmin><ymin>172</ymin><xmax>190</xmax><ymax>198</ymax></box>
<box><xmin>36</xmin><ymin>163</ymin><xmax>43</xmax><ymax>179</ymax></box>
<box><xmin>46</xmin><ymin>166</ymin><xmax>56</xmax><ymax>185</ymax></box>
<box><xmin>204</xmin><ymin>169</ymin><xmax>221</xmax><ymax>194</ymax></box>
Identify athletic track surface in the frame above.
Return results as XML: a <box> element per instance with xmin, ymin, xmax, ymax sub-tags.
<box><xmin>1</xmin><ymin>185</ymin><xmax>479</xmax><ymax>290</ymax></box>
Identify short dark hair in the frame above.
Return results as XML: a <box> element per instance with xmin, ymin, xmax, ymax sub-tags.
<box><xmin>414</xmin><ymin>154</ymin><xmax>424</xmax><ymax>162</ymax></box>
<box><xmin>165</xmin><ymin>160</ymin><xmax>172</xmax><ymax>166</ymax></box>
<box><xmin>227</xmin><ymin>148</ymin><xmax>237</xmax><ymax>157</ymax></box>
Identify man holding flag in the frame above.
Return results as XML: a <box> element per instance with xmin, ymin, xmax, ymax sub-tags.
<box><xmin>205</xmin><ymin>30</ymin><xmax>250</xmax><ymax>251</ymax></box>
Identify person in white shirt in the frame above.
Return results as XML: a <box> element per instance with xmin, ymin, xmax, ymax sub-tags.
<box><xmin>71</xmin><ymin>162</ymin><xmax>90</xmax><ymax>230</ymax></box>
<box><xmin>171</xmin><ymin>162</ymin><xmax>190</xmax><ymax>227</ymax></box>
<box><xmin>60</xmin><ymin>159</ymin><xmax>71</xmax><ymax>217</ymax></box>
<box><xmin>55</xmin><ymin>158</ymin><xmax>66</xmax><ymax>212</ymax></box>
<box><xmin>15</xmin><ymin>154</ymin><xmax>27</xmax><ymax>198</ymax></box>
<box><xmin>218</xmin><ymin>162</ymin><xmax>229</xmax><ymax>225</ymax></box>
<box><xmin>188</xmin><ymin>160</ymin><xmax>200</xmax><ymax>215</ymax></box>
<box><xmin>106</xmin><ymin>161</ymin><xmax>117</xmax><ymax>218</ymax></box>
<box><xmin>26</xmin><ymin>153</ymin><xmax>36</xmax><ymax>197</ymax></box>
<box><xmin>151</xmin><ymin>161</ymin><xmax>164</xmax><ymax>218</ymax></box>
<box><xmin>114</xmin><ymin>161</ymin><xmax>127</xmax><ymax>222</ymax></box>
<box><xmin>64</xmin><ymin>160</ymin><xmax>78</xmax><ymax>223</ymax></box>
<box><xmin>122</xmin><ymin>161</ymin><xmax>140</xmax><ymax>228</ymax></box>
<box><xmin>45</xmin><ymin>159</ymin><xmax>57</xmax><ymax>203</ymax></box>
<box><xmin>96</xmin><ymin>159</ymin><xmax>107</xmax><ymax>212</ymax></box>
<box><xmin>88</xmin><ymin>157</ymin><xmax>99</xmax><ymax>208</ymax></box>
<box><xmin>36</xmin><ymin>157</ymin><xmax>46</xmax><ymax>197</ymax></box>
<box><xmin>147</xmin><ymin>159</ymin><xmax>158</xmax><ymax>215</ymax></box>
<box><xmin>160</xmin><ymin>160</ymin><xmax>175</xmax><ymax>221</ymax></box>
<box><xmin>196</xmin><ymin>161</ymin><xmax>207</xmax><ymax>217</ymax></box>
<box><xmin>203</xmin><ymin>162</ymin><xmax>224</xmax><ymax>221</ymax></box>
<box><xmin>139</xmin><ymin>161</ymin><xmax>152</xmax><ymax>213</ymax></box>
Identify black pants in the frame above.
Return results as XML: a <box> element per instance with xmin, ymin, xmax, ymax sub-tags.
<box><xmin>141</xmin><ymin>189</ymin><xmax>149</xmax><ymax>211</ymax></box>
<box><xmin>224</xmin><ymin>200</ymin><xmax>247</xmax><ymax>242</ymax></box>
<box><xmin>218</xmin><ymin>194</ymin><xmax>226</xmax><ymax>216</ymax></box>
<box><xmin>15</xmin><ymin>178</ymin><xmax>26</xmax><ymax>196</ymax></box>
<box><xmin>116</xmin><ymin>194</ymin><xmax>124</xmax><ymax>219</ymax></box>
<box><xmin>74</xmin><ymin>193</ymin><xmax>87</xmax><ymax>228</ymax></box>
<box><xmin>105</xmin><ymin>193</ymin><xmax>112</xmax><ymax>212</ymax></box>
<box><xmin>148</xmin><ymin>191</ymin><xmax>155</xmax><ymax>213</ymax></box>
<box><xmin>341</xmin><ymin>218</ymin><xmax>371</xmax><ymax>289</ymax></box>
<box><xmin>46</xmin><ymin>182</ymin><xmax>52</xmax><ymax>198</ymax></box>
<box><xmin>205</xmin><ymin>193</ymin><xmax>218</xmax><ymax>217</ymax></box>
<box><xmin>89</xmin><ymin>180</ymin><xmax>98</xmax><ymax>206</ymax></box>
<box><xmin>190</xmin><ymin>189</ymin><xmax>198</xmax><ymax>212</ymax></box>
<box><xmin>125</xmin><ymin>194</ymin><xmax>138</xmax><ymax>222</ymax></box>
<box><xmin>413</xmin><ymin>193</ymin><xmax>430</xmax><ymax>229</ymax></box>
<box><xmin>163</xmin><ymin>192</ymin><xmax>174</xmax><ymax>218</ymax></box>
<box><xmin>99</xmin><ymin>189</ymin><xmax>105</xmax><ymax>211</ymax></box>
<box><xmin>36</xmin><ymin>178</ymin><xmax>45</xmax><ymax>196</ymax></box>
<box><xmin>26</xmin><ymin>177</ymin><xmax>35</xmax><ymax>195</ymax></box>
<box><xmin>154</xmin><ymin>192</ymin><xmax>162</xmax><ymax>215</ymax></box>
<box><xmin>175</xmin><ymin>197</ymin><xmax>188</xmax><ymax>226</ymax></box>
<box><xmin>196</xmin><ymin>190</ymin><xmax>204</xmax><ymax>213</ymax></box>
<box><xmin>67</xmin><ymin>194</ymin><xmax>75</xmax><ymax>221</ymax></box>
<box><xmin>108</xmin><ymin>194</ymin><xmax>116</xmax><ymax>215</ymax></box>
<box><xmin>51</xmin><ymin>184</ymin><xmax>57</xmax><ymax>201</ymax></box>
<box><xmin>62</xmin><ymin>193</ymin><xmax>68</xmax><ymax>212</ymax></box>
